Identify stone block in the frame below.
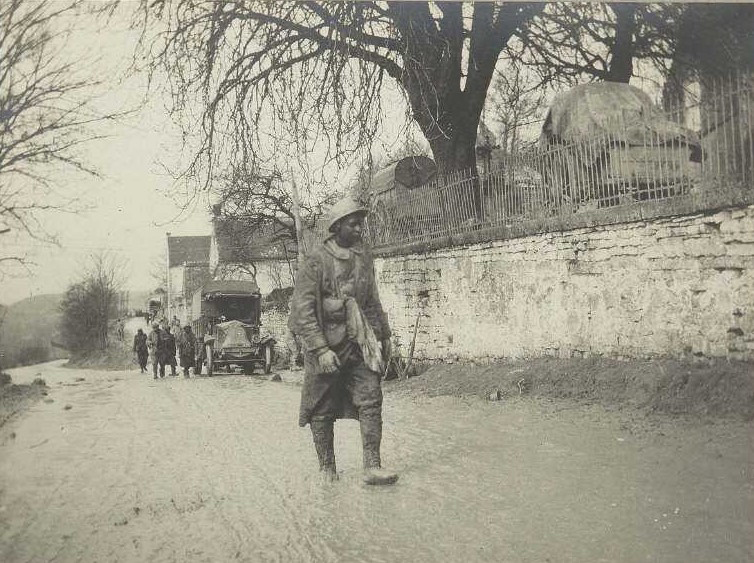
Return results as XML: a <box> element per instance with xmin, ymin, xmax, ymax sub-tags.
<box><xmin>725</xmin><ymin>243</ymin><xmax>754</xmax><ymax>257</ymax></box>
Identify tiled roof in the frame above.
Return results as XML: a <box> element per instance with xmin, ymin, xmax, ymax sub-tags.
<box><xmin>167</xmin><ymin>236</ymin><xmax>211</xmax><ymax>267</ymax></box>
<box><xmin>213</xmin><ymin>218</ymin><xmax>306</xmax><ymax>264</ymax></box>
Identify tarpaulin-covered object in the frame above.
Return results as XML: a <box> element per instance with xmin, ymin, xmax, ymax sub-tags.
<box><xmin>541</xmin><ymin>82</ymin><xmax>701</xmax><ymax>152</ymax></box>
<box><xmin>540</xmin><ymin>82</ymin><xmax>702</xmax><ymax>205</ymax></box>
<box><xmin>370</xmin><ymin>156</ymin><xmax>437</xmax><ymax>197</ymax></box>
<box><xmin>215</xmin><ymin>320</ymin><xmax>255</xmax><ymax>349</ymax></box>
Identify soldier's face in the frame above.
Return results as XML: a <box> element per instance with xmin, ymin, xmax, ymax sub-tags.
<box><xmin>335</xmin><ymin>214</ymin><xmax>364</xmax><ymax>247</ymax></box>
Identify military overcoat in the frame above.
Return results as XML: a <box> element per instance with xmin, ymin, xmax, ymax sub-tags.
<box><xmin>288</xmin><ymin>237</ymin><xmax>391</xmax><ymax>426</ymax></box>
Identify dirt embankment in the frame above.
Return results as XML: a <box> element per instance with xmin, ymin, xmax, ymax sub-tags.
<box><xmin>0</xmin><ymin>373</ymin><xmax>48</xmax><ymax>428</ymax></box>
<box><xmin>65</xmin><ymin>346</ymin><xmax>135</xmax><ymax>372</ymax></box>
<box><xmin>385</xmin><ymin>356</ymin><xmax>754</xmax><ymax>421</ymax></box>
<box><xmin>65</xmin><ymin>316</ymin><xmax>147</xmax><ymax>372</ymax></box>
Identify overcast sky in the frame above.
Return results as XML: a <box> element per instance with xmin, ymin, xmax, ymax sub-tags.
<box><xmin>1</xmin><ymin>5</ymin><xmax>217</xmax><ymax>305</ymax></box>
<box><xmin>1</xmin><ymin>3</ymin><xmax>425</xmax><ymax>306</ymax></box>
<box><xmin>5</xmin><ymin>2</ymin><xmax>674</xmax><ymax>307</ymax></box>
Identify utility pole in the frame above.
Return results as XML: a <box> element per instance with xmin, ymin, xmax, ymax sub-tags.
<box><xmin>290</xmin><ymin>174</ymin><xmax>306</xmax><ymax>271</ymax></box>
<box><xmin>165</xmin><ymin>231</ymin><xmax>171</xmax><ymax>322</ymax></box>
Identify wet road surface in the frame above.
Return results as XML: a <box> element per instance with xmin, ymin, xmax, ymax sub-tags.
<box><xmin>1</xmin><ymin>361</ymin><xmax>752</xmax><ymax>562</ymax></box>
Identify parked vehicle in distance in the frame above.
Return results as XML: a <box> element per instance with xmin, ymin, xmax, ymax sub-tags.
<box><xmin>191</xmin><ymin>280</ymin><xmax>275</xmax><ymax>376</ymax></box>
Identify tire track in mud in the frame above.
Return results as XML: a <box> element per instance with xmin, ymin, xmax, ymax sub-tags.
<box><xmin>5</xmin><ymin>364</ymin><xmax>751</xmax><ymax>562</ymax></box>
<box><xmin>177</xmin><ymin>376</ymin><xmax>337</xmax><ymax>562</ymax></box>
<box><xmin>175</xmin><ymin>378</ymin><xmax>342</xmax><ymax>561</ymax></box>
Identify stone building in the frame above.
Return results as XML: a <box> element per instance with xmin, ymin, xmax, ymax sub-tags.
<box><xmin>166</xmin><ymin>235</ymin><xmax>212</xmax><ymax>325</ymax></box>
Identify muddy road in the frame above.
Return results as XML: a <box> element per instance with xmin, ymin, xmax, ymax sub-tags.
<box><xmin>1</xmin><ymin>361</ymin><xmax>752</xmax><ymax>562</ymax></box>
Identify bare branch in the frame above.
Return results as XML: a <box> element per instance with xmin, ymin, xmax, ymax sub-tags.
<box><xmin>0</xmin><ymin>0</ymin><xmax>121</xmax><ymax>271</ymax></box>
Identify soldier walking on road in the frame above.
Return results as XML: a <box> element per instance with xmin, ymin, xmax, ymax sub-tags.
<box><xmin>147</xmin><ymin>323</ymin><xmax>162</xmax><ymax>379</ymax></box>
<box><xmin>289</xmin><ymin>196</ymin><xmax>398</xmax><ymax>485</ymax></box>
<box><xmin>133</xmin><ymin>328</ymin><xmax>149</xmax><ymax>373</ymax></box>
<box><xmin>162</xmin><ymin>327</ymin><xmax>178</xmax><ymax>376</ymax></box>
<box><xmin>178</xmin><ymin>325</ymin><xmax>197</xmax><ymax>378</ymax></box>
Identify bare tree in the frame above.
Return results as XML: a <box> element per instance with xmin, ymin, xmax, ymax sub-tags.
<box><xmin>149</xmin><ymin>253</ymin><xmax>167</xmax><ymax>292</ymax></box>
<box><xmin>490</xmin><ymin>63</ymin><xmax>546</xmax><ymax>154</ymax></box>
<box><xmin>134</xmin><ymin>1</ymin><xmax>545</xmax><ymax>187</ymax></box>
<box><xmin>211</xmin><ymin>162</ymin><xmax>339</xmax><ymax>272</ymax></box>
<box><xmin>511</xmin><ymin>3</ymin><xmax>682</xmax><ymax>88</ymax></box>
<box><xmin>60</xmin><ymin>252</ymin><xmax>128</xmax><ymax>353</ymax></box>
<box><xmin>663</xmin><ymin>1</ymin><xmax>754</xmax><ymax>110</ymax></box>
<box><xmin>0</xmin><ymin>0</ymin><xmax>118</xmax><ymax>276</ymax></box>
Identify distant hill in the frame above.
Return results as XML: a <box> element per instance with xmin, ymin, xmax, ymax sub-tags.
<box><xmin>0</xmin><ymin>290</ymin><xmax>152</xmax><ymax>369</ymax></box>
<box><xmin>0</xmin><ymin>293</ymin><xmax>65</xmax><ymax>369</ymax></box>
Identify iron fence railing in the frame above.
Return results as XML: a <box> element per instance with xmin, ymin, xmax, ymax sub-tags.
<box><xmin>368</xmin><ymin>73</ymin><xmax>754</xmax><ymax>251</ymax></box>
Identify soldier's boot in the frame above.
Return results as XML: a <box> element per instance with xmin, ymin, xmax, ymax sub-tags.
<box><xmin>310</xmin><ymin>417</ymin><xmax>338</xmax><ymax>481</ymax></box>
<box><xmin>360</xmin><ymin>409</ymin><xmax>398</xmax><ymax>486</ymax></box>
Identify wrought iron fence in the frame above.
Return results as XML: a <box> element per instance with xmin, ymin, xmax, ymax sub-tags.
<box><xmin>368</xmin><ymin>73</ymin><xmax>754</xmax><ymax>251</ymax></box>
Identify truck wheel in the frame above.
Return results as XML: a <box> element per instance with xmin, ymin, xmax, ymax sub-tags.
<box><xmin>243</xmin><ymin>364</ymin><xmax>254</xmax><ymax>375</ymax></box>
<box><xmin>206</xmin><ymin>344</ymin><xmax>214</xmax><ymax>376</ymax></box>
<box><xmin>263</xmin><ymin>345</ymin><xmax>273</xmax><ymax>374</ymax></box>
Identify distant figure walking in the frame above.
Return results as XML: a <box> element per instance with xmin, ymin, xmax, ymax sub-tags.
<box><xmin>147</xmin><ymin>323</ymin><xmax>162</xmax><ymax>379</ymax></box>
<box><xmin>133</xmin><ymin>328</ymin><xmax>149</xmax><ymax>374</ymax></box>
<box><xmin>162</xmin><ymin>327</ymin><xmax>178</xmax><ymax>377</ymax></box>
<box><xmin>178</xmin><ymin>325</ymin><xmax>197</xmax><ymax>378</ymax></box>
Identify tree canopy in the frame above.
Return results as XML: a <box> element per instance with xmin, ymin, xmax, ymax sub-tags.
<box><xmin>0</xmin><ymin>0</ymin><xmax>116</xmax><ymax>275</ymax></box>
<box><xmin>60</xmin><ymin>253</ymin><xmax>126</xmax><ymax>353</ymax></box>
<box><xmin>137</xmin><ymin>1</ymin><xmax>754</xmax><ymax>210</ymax></box>
<box><xmin>138</xmin><ymin>0</ymin><xmax>545</xmax><ymax>183</ymax></box>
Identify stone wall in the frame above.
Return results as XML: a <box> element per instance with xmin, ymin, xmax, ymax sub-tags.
<box><xmin>261</xmin><ymin>309</ymin><xmax>290</xmax><ymax>359</ymax></box>
<box><xmin>375</xmin><ymin>205</ymin><xmax>754</xmax><ymax>362</ymax></box>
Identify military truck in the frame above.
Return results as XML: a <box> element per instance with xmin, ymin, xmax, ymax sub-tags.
<box><xmin>191</xmin><ymin>280</ymin><xmax>275</xmax><ymax>376</ymax></box>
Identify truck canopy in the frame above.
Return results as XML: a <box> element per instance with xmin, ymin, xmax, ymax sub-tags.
<box><xmin>198</xmin><ymin>279</ymin><xmax>260</xmax><ymax>296</ymax></box>
<box><xmin>192</xmin><ymin>280</ymin><xmax>261</xmax><ymax>324</ymax></box>
<box><xmin>370</xmin><ymin>156</ymin><xmax>437</xmax><ymax>197</ymax></box>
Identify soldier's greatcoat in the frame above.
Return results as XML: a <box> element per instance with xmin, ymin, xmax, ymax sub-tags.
<box><xmin>177</xmin><ymin>330</ymin><xmax>196</xmax><ymax>368</ymax></box>
<box><xmin>289</xmin><ymin>236</ymin><xmax>391</xmax><ymax>427</ymax></box>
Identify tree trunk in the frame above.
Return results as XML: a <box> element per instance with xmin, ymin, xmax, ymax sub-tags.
<box><xmin>289</xmin><ymin>176</ymin><xmax>306</xmax><ymax>264</ymax></box>
<box><xmin>606</xmin><ymin>3</ymin><xmax>636</xmax><ymax>83</ymax></box>
<box><xmin>426</xmin><ymin>120</ymin><xmax>482</xmax><ymax>218</ymax></box>
<box><xmin>662</xmin><ymin>60</ymin><xmax>688</xmax><ymax>123</ymax></box>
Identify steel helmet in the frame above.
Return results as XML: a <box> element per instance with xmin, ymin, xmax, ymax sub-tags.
<box><xmin>326</xmin><ymin>197</ymin><xmax>367</xmax><ymax>232</ymax></box>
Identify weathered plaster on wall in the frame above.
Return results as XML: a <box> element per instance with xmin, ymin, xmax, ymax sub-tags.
<box><xmin>375</xmin><ymin>205</ymin><xmax>754</xmax><ymax>361</ymax></box>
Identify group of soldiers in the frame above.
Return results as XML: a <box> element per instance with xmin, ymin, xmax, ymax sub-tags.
<box><xmin>132</xmin><ymin>320</ymin><xmax>197</xmax><ymax>379</ymax></box>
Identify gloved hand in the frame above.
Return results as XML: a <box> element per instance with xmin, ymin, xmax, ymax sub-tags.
<box><xmin>317</xmin><ymin>349</ymin><xmax>340</xmax><ymax>374</ymax></box>
<box><xmin>381</xmin><ymin>339</ymin><xmax>392</xmax><ymax>364</ymax></box>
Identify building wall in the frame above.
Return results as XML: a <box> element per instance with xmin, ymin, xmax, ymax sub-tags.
<box><xmin>167</xmin><ymin>266</ymin><xmax>186</xmax><ymax>323</ymax></box>
<box><xmin>214</xmin><ymin>260</ymin><xmax>294</xmax><ymax>295</ymax></box>
<box><xmin>261</xmin><ymin>308</ymin><xmax>290</xmax><ymax>360</ymax></box>
<box><xmin>256</xmin><ymin>260</ymin><xmax>294</xmax><ymax>295</ymax></box>
<box><xmin>376</xmin><ymin>205</ymin><xmax>754</xmax><ymax>362</ymax></box>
